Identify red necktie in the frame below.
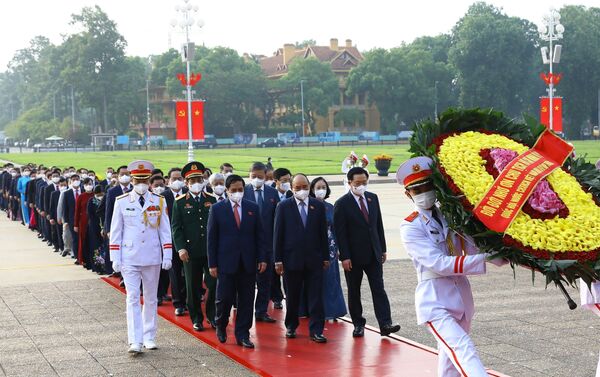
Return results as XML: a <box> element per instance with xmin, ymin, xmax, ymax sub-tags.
<box><xmin>218</xmin><ymin>197</ymin><xmax>224</xmax><ymax>201</ymax></box>
<box><xmin>359</xmin><ymin>196</ymin><xmax>369</xmax><ymax>223</ymax></box>
<box><xmin>75</xmin><ymin>189</ymin><xmax>79</xmax><ymax>200</ymax></box>
<box><xmin>233</xmin><ymin>204</ymin><xmax>241</xmax><ymax>229</ymax></box>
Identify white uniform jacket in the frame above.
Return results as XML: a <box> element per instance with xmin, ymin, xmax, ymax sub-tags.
<box><xmin>400</xmin><ymin>207</ymin><xmax>486</xmax><ymax>325</ymax></box>
<box><xmin>580</xmin><ymin>280</ymin><xmax>600</xmax><ymax>310</ymax></box>
<box><xmin>109</xmin><ymin>191</ymin><xmax>173</xmax><ymax>267</ymax></box>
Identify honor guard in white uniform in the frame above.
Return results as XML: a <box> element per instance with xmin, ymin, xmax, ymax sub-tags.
<box><xmin>580</xmin><ymin>281</ymin><xmax>600</xmax><ymax>376</ymax></box>
<box><xmin>397</xmin><ymin>157</ymin><xmax>504</xmax><ymax>377</ymax></box>
<box><xmin>109</xmin><ymin>160</ymin><xmax>173</xmax><ymax>354</ymax></box>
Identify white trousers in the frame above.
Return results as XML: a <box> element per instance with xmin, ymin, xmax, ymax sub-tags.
<box><xmin>62</xmin><ymin>224</ymin><xmax>72</xmax><ymax>252</ymax></box>
<box><xmin>121</xmin><ymin>264</ymin><xmax>160</xmax><ymax>345</ymax></box>
<box><xmin>427</xmin><ymin>315</ymin><xmax>488</xmax><ymax>377</ymax></box>
<box><xmin>587</xmin><ymin>304</ymin><xmax>600</xmax><ymax>377</ymax></box>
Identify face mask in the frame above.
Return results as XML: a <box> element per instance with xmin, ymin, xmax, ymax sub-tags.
<box><xmin>224</xmin><ymin>172</ymin><xmax>233</xmax><ymax>178</ymax></box>
<box><xmin>412</xmin><ymin>190</ymin><xmax>437</xmax><ymax>210</ymax></box>
<box><xmin>315</xmin><ymin>189</ymin><xmax>327</xmax><ymax>199</ymax></box>
<box><xmin>106</xmin><ymin>172</ymin><xmax>113</xmax><ymax>179</ymax></box>
<box><xmin>118</xmin><ymin>175</ymin><xmax>131</xmax><ymax>185</ymax></box>
<box><xmin>95</xmin><ymin>195</ymin><xmax>104</xmax><ymax>201</ymax></box>
<box><xmin>59</xmin><ymin>186</ymin><xmax>68</xmax><ymax>192</ymax></box>
<box><xmin>84</xmin><ymin>184</ymin><xmax>94</xmax><ymax>192</ymax></box>
<box><xmin>265</xmin><ymin>180</ymin><xmax>274</xmax><ymax>187</ymax></box>
<box><xmin>71</xmin><ymin>180</ymin><xmax>81</xmax><ymax>188</ymax></box>
<box><xmin>251</xmin><ymin>177</ymin><xmax>264</xmax><ymax>189</ymax></box>
<box><xmin>213</xmin><ymin>185</ymin><xmax>225</xmax><ymax>195</ymax></box>
<box><xmin>229</xmin><ymin>192</ymin><xmax>243</xmax><ymax>203</ymax></box>
<box><xmin>23</xmin><ymin>171</ymin><xmax>30</xmax><ymax>176</ymax></box>
<box><xmin>134</xmin><ymin>183</ymin><xmax>149</xmax><ymax>195</ymax></box>
<box><xmin>152</xmin><ymin>186</ymin><xmax>165</xmax><ymax>195</ymax></box>
<box><xmin>80</xmin><ymin>174</ymin><xmax>88</xmax><ymax>179</ymax></box>
<box><xmin>11</xmin><ymin>172</ymin><xmax>17</xmax><ymax>178</ymax></box>
<box><xmin>51</xmin><ymin>177</ymin><xmax>60</xmax><ymax>184</ymax></box>
<box><xmin>280</xmin><ymin>182</ymin><xmax>291</xmax><ymax>192</ymax></box>
<box><xmin>169</xmin><ymin>180</ymin><xmax>184</xmax><ymax>191</ymax></box>
<box><xmin>294</xmin><ymin>189</ymin><xmax>309</xmax><ymax>201</ymax></box>
<box><xmin>189</xmin><ymin>182</ymin><xmax>205</xmax><ymax>194</ymax></box>
<box><xmin>89</xmin><ymin>175</ymin><xmax>95</xmax><ymax>180</ymax></box>
<box><xmin>352</xmin><ymin>184</ymin><xmax>367</xmax><ymax>196</ymax></box>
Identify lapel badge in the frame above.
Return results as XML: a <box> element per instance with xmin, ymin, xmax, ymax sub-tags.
<box><xmin>310</xmin><ymin>205</ymin><xmax>315</xmax><ymax>210</ymax></box>
<box><xmin>248</xmin><ymin>211</ymin><xmax>254</xmax><ymax>216</ymax></box>
<box><xmin>270</xmin><ymin>198</ymin><xmax>275</xmax><ymax>203</ymax></box>
<box><xmin>204</xmin><ymin>202</ymin><xmax>212</xmax><ymax>208</ymax></box>
<box><xmin>367</xmin><ymin>197</ymin><xmax>372</xmax><ymax>202</ymax></box>
<box><xmin>184</xmin><ymin>203</ymin><xmax>193</xmax><ymax>209</ymax></box>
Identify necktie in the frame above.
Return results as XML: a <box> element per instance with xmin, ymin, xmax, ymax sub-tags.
<box><xmin>139</xmin><ymin>195</ymin><xmax>145</xmax><ymax>207</ymax></box>
<box><xmin>195</xmin><ymin>195</ymin><xmax>201</xmax><ymax>204</ymax></box>
<box><xmin>256</xmin><ymin>189</ymin><xmax>264</xmax><ymax>207</ymax></box>
<box><xmin>359</xmin><ymin>196</ymin><xmax>369</xmax><ymax>223</ymax></box>
<box><xmin>431</xmin><ymin>209</ymin><xmax>443</xmax><ymax>228</ymax></box>
<box><xmin>75</xmin><ymin>189</ymin><xmax>79</xmax><ymax>200</ymax></box>
<box><xmin>233</xmin><ymin>203</ymin><xmax>241</xmax><ymax>229</ymax></box>
<box><xmin>218</xmin><ymin>196</ymin><xmax>224</xmax><ymax>201</ymax></box>
<box><xmin>299</xmin><ymin>201</ymin><xmax>307</xmax><ymax>227</ymax></box>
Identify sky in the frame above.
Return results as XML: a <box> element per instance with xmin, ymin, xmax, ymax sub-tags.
<box><xmin>0</xmin><ymin>0</ymin><xmax>597</xmax><ymax>70</ymax></box>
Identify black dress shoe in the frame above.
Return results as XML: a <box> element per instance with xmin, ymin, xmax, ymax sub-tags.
<box><xmin>216</xmin><ymin>328</ymin><xmax>227</xmax><ymax>343</ymax></box>
<box><xmin>174</xmin><ymin>307</ymin><xmax>185</xmax><ymax>316</ymax></box>
<box><xmin>208</xmin><ymin>320</ymin><xmax>217</xmax><ymax>329</ymax></box>
<box><xmin>352</xmin><ymin>326</ymin><xmax>365</xmax><ymax>338</ymax></box>
<box><xmin>273</xmin><ymin>301</ymin><xmax>283</xmax><ymax>310</ymax></box>
<box><xmin>53</xmin><ymin>248</ymin><xmax>59</xmax><ymax>253</ymax></box>
<box><xmin>157</xmin><ymin>298</ymin><xmax>163</xmax><ymax>306</ymax></box>
<box><xmin>285</xmin><ymin>328</ymin><xmax>296</xmax><ymax>338</ymax></box>
<box><xmin>236</xmin><ymin>338</ymin><xmax>255</xmax><ymax>348</ymax></box>
<box><xmin>310</xmin><ymin>334</ymin><xmax>327</xmax><ymax>343</ymax></box>
<box><xmin>380</xmin><ymin>323</ymin><xmax>401</xmax><ymax>336</ymax></box>
<box><xmin>119</xmin><ymin>280</ymin><xmax>125</xmax><ymax>288</ymax></box>
<box><xmin>47</xmin><ymin>241</ymin><xmax>53</xmax><ymax>246</ymax></box>
<box><xmin>255</xmin><ymin>314</ymin><xmax>276</xmax><ymax>323</ymax></box>
<box><xmin>193</xmin><ymin>322</ymin><xmax>204</xmax><ymax>332</ymax></box>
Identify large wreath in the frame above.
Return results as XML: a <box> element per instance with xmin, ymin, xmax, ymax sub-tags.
<box><xmin>409</xmin><ymin>108</ymin><xmax>600</xmax><ymax>291</ymax></box>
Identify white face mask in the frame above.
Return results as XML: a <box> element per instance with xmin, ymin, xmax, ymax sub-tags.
<box><xmin>213</xmin><ymin>185</ymin><xmax>225</xmax><ymax>195</ymax></box>
<box><xmin>251</xmin><ymin>177</ymin><xmax>264</xmax><ymax>189</ymax></box>
<box><xmin>80</xmin><ymin>174</ymin><xmax>88</xmax><ymax>179</ymax></box>
<box><xmin>169</xmin><ymin>180</ymin><xmax>184</xmax><ymax>191</ymax></box>
<box><xmin>89</xmin><ymin>175</ymin><xmax>95</xmax><ymax>180</ymax></box>
<box><xmin>189</xmin><ymin>182</ymin><xmax>205</xmax><ymax>194</ymax></box>
<box><xmin>152</xmin><ymin>186</ymin><xmax>165</xmax><ymax>195</ymax></box>
<box><xmin>84</xmin><ymin>184</ymin><xmax>93</xmax><ymax>192</ymax></box>
<box><xmin>105</xmin><ymin>172</ymin><xmax>113</xmax><ymax>179</ymax></box>
<box><xmin>51</xmin><ymin>177</ymin><xmax>60</xmax><ymax>184</ymax></box>
<box><xmin>71</xmin><ymin>180</ymin><xmax>81</xmax><ymax>188</ymax></box>
<box><xmin>265</xmin><ymin>180</ymin><xmax>274</xmax><ymax>187</ymax></box>
<box><xmin>134</xmin><ymin>183</ymin><xmax>149</xmax><ymax>195</ymax></box>
<box><xmin>223</xmin><ymin>172</ymin><xmax>233</xmax><ymax>178</ymax></box>
<box><xmin>315</xmin><ymin>189</ymin><xmax>327</xmax><ymax>199</ymax></box>
<box><xmin>412</xmin><ymin>190</ymin><xmax>437</xmax><ymax>210</ymax></box>
<box><xmin>229</xmin><ymin>192</ymin><xmax>243</xmax><ymax>203</ymax></box>
<box><xmin>294</xmin><ymin>189</ymin><xmax>309</xmax><ymax>201</ymax></box>
<box><xmin>352</xmin><ymin>184</ymin><xmax>367</xmax><ymax>196</ymax></box>
<box><xmin>11</xmin><ymin>172</ymin><xmax>17</xmax><ymax>177</ymax></box>
<box><xmin>118</xmin><ymin>175</ymin><xmax>131</xmax><ymax>185</ymax></box>
<box><xmin>23</xmin><ymin>171</ymin><xmax>31</xmax><ymax>177</ymax></box>
<box><xmin>280</xmin><ymin>182</ymin><xmax>291</xmax><ymax>192</ymax></box>
<box><xmin>95</xmin><ymin>195</ymin><xmax>104</xmax><ymax>201</ymax></box>
<box><xmin>59</xmin><ymin>186</ymin><xmax>68</xmax><ymax>192</ymax></box>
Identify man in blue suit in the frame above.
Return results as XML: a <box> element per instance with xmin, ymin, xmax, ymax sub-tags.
<box><xmin>243</xmin><ymin>162</ymin><xmax>279</xmax><ymax>323</ymax></box>
<box><xmin>274</xmin><ymin>173</ymin><xmax>329</xmax><ymax>343</ymax></box>
<box><xmin>104</xmin><ymin>165</ymin><xmax>132</xmax><ymax>235</ymax></box>
<box><xmin>62</xmin><ymin>174</ymin><xmax>81</xmax><ymax>260</ymax></box>
<box><xmin>208</xmin><ymin>175</ymin><xmax>267</xmax><ymax>348</ymax></box>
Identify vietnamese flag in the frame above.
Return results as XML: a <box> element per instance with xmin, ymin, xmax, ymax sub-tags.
<box><xmin>175</xmin><ymin>101</ymin><xmax>205</xmax><ymax>140</ymax></box>
<box><xmin>540</xmin><ymin>97</ymin><xmax>563</xmax><ymax>133</ymax></box>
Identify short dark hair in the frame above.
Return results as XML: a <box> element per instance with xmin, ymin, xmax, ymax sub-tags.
<box><xmin>347</xmin><ymin>167</ymin><xmax>369</xmax><ymax>181</ymax></box>
<box><xmin>220</xmin><ymin>163</ymin><xmax>233</xmax><ymax>171</ymax></box>
<box><xmin>205</xmin><ymin>168</ymin><xmax>213</xmax><ymax>176</ymax></box>
<box><xmin>167</xmin><ymin>167</ymin><xmax>182</xmax><ymax>178</ymax></box>
<box><xmin>309</xmin><ymin>177</ymin><xmax>331</xmax><ymax>200</ymax></box>
<box><xmin>58</xmin><ymin>177</ymin><xmax>67</xmax><ymax>184</ymax></box>
<box><xmin>117</xmin><ymin>165</ymin><xmax>128</xmax><ymax>173</ymax></box>
<box><xmin>94</xmin><ymin>185</ymin><xmax>104</xmax><ymax>194</ymax></box>
<box><xmin>106</xmin><ymin>167</ymin><xmax>114</xmax><ymax>171</ymax></box>
<box><xmin>249</xmin><ymin>162</ymin><xmax>267</xmax><ymax>173</ymax></box>
<box><xmin>70</xmin><ymin>174</ymin><xmax>80</xmax><ymax>180</ymax></box>
<box><xmin>225</xmin><ymin>174</ymin><xmax>245</xmax><ymax>189</ymax></box>
<box><xmin>150</xmin><ymin>175</ymin><xmax>165</xmax><ymax>185</ymax></box>
<box><xmin>88</xmin><ymin>170</ymin><xmax>95</xmax><ymax>175</ymax></box>
<box><xmin>274</xmin><ymin>168</ymin><xmax>291</xmax><ymax>181</ymax></box>
<box><xmin>151</xmin><ymin>168</ymin><xmax>164</xmax><ymax>177</ymax></box>
<box><xmin>82</xmin><ymin>177</ymin><xmax>92</xmax><ymax>185</ymax></box>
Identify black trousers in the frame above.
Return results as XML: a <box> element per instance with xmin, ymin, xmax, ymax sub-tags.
<box><xmin>344</xmin><ymin>257</ymin><xmax>392</xmax><ymax>328</ymax></box>
<box><xmin>169</xmin><ymin>249</ymin><xmax>186</xmax><ymax>309</ymax></box>
<box><xmin>183</xmin><ymin>258</ymin><xmax>215</xmax><ymax>325</ymax></box>
<box><xmin>270</xmin><ymin>267</ymin><xmax>284</xmax><ymax>302</ymax></box>
<box><xmin>216</xmin><ymin>271</ymin><xmax>255</xmax><ymax>341</ymax></box>
<box><xmin>157</xmin><ymin>268</ymin><xmax>170</xmax><ymax>299</ymax></box>
<box><xmin>254</xmin><ymin>261</ymin><xmax>272</xmax><ymax>316</ymax></box>
<box><xmin>284</xmin><ymin>267</ymin><xmax>324</xmax><ymax>335</ymax></box>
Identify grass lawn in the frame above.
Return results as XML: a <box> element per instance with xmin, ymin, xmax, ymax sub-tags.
<box><xmin>3</xmin><ymin>140</ymin><xmax>598</xmax><ymax>176</ymax></box>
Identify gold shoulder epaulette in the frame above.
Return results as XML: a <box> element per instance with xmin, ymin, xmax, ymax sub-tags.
<box><xmin>176</xmin><ymin>193</ymin><xmax>187</xmax><ymax>201</ymax></box>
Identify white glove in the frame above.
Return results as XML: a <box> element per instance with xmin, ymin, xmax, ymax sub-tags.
<box><xmin>162</xmin><ymin>259</ymin><xmax>172</xmax><ymax>270</ymax></box>
<box><xmin>486</xmin><ymin>255</ymin><xmax>508</xmax><ymax>267</ymax></box>
<box><xmin>112</xmin><ymin>261</ymin><xmax>121</xmax><ymax>273</ymax></box>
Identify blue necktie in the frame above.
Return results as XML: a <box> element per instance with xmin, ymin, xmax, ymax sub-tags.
<box><xmin>256</xmin><ymin>189</ymin><xmax>264</xmax><ymax>209</ymax></box>
<box><xmin>299</xmin><ymin>201</ymin><xmax>307</xmax><ymax>227</ymax></box>
<box><xmin>139</xmin><ymin>195</ymin><xmax>145</xmax><ymax>207</ymax></box>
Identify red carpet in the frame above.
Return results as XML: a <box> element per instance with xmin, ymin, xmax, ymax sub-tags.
<box><xmin>102</xmin><ymin>276</ymin><xmax>509</xmax><ymax>377</ymax></box>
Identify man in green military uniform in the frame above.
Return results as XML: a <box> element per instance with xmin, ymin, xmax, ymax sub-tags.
<box><xmin>171</xmin><ymin>161</ymin><xmax>217</xmax><ymax>331</ymax></box>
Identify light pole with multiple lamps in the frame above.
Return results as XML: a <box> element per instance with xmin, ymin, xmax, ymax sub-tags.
<box><xmin>539</xmin><ymin>9</ymin><xmax>564</xmax><ymax>132</ymax></box>
<box><xmin>300</xmin><ymin>79</ymin><xmax>306</xmax><ymax>139</ymax></box>
<box><xmin>171</xmin><ymin>0</ymin><xmax>204</xmax><ymax>162</ymax></box>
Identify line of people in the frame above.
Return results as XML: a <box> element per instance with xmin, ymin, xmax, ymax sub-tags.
<box><xmin>1</xmin><ymin>159</ymin><xmax>400</xmax><ymax>353</ymax></box>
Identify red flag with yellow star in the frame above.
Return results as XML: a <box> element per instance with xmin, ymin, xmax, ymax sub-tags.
<box><xmin>175</xmin><ymin>101</ymin><xmax>205</xmax><ymax>140</ymax></box>
<box><xmin>540</xmin><ymin>97</ymin><xmax>563</xmax><ymax>133</ymax></box>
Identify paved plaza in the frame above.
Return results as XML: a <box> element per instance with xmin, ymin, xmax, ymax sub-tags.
<box><xmin>0</xmin><ymin>182</ymin><xmax>598</xmax><ymax>376</ymax></box>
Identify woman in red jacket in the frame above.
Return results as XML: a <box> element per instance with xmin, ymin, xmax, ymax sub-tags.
<box><xmin>74</xmin><ymin>177</ymin><xmax>95</xmax><ymax>268</ymax></box>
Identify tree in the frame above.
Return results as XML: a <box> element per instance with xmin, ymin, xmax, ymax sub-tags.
<box><xmin>449</xmin><ymin>2</ymin><xmax>540</xmax><ymax>117</ymax></box>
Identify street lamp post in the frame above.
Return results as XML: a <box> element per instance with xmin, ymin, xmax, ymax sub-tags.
<box><xmin>146</xmin><ymin>79</ymin><xmax>151</xmax><ymax>149</ymax></box>
<box><xmin>434</xmin><ymin>80</ymin><xmax>439</xmax><ymax>119</ymax></box>
<box><xmin>300</xmin><ymin>79</ymin><xmax>306</xmax><ymax>139</ymax></box>
<box><xmin>171</xmin><ymin>0</ymin><xmax>204</xmax><ymax>162</ymax></box>
<box><xmin>539</xmin><ymin>9</ymin><xmax>564</xmax><ymax>132</ymax></box>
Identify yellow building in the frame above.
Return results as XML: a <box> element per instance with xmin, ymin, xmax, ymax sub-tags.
<box><xmin>132</xmin><ymin>86</ymin><xmax>177</xmax><ymax>139</ymax></box>
<box><xmin>259</xmin><ymin>38</ymin><xmax>380</xmax><ymax>133</ymax></box>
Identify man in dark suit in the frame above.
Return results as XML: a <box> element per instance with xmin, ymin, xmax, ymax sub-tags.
<box><xmin>44</xmin><ymin>170</ymin><xmax>61</xmax><ymax>251</ymax></box>
<box><xmin>98</xmin><ymin>167</ymin><xmax>114</xmax><ymax>188</ymax></box>
<box><xmin>49</xmin><ymin>178</ymin><xmax>67</xmax><ymax>253</ymax></box>
<box><xmin>271</xmin><ymin>167</ymin><xmax>293</xmax><ymax>308</ymax></box>
<box><xmin>243</xmin><ymin>162</ymin><xmax>279</xmax><ymax>323</ymax></box>
<box><xmin>62</xmin><ymin>174</ymin><xmax>82</xmax><ymax>260</ymax></box>
<box><xmin>171</xmin><ymin>162</ymin><xmax>217</xmax><ymax>330</ymax></box>
<box><xmin>208</xmin><ymin>175</ymin><xmax>266</xmax><ymax>348</ymax></box>
<box><xmin>274</xmin><ymin>174</ymin><xmax>329</xmax><ymax>343</ymax></box>
<box><xmin>333</xmin><ymin>167</ymin><xmax>400</xmax><ymax>338</ymax></box>
<box><xmin>104</xmin><ymin>165</ymin><xmax>132</xmax><ymax>235</ymax></box>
